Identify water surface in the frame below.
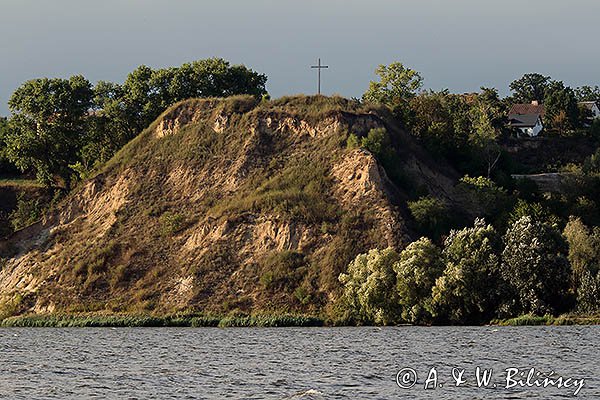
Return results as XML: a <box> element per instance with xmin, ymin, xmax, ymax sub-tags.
<box><xmin>0</xmin><ymin>326</ymin><xmax>597</xmax><ymax>399</ymax></box>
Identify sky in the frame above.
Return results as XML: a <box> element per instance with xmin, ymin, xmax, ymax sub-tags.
<box><xmin>1</xmin><ymin>0</ymin><xmax>599</xmax><ymax>116</ymax></box>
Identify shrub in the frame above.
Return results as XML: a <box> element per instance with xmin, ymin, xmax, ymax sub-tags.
<box><xmin>360</xmin><ymin>128</ymin><xmax>389</xmax><ymax>158</ymax></box>
<box><xmin>338</xmin><ymin>247</ymin><xmax>400</xmax><ymax>325</ymax></box>
<box><xmin>407</xmin><ymin>196</ymin><xmax>452</xmax><ymax>239</ymax></box>
<box><xmin>9</xmin><ymin>193</ymin><xmax>45</xmax><ymax>231</ymax></box>
<box><xmin>346</xmin><ymin>133</ymin><xmax>360</xmax><ymax>149</ymax></box>
<box><xmin>158</xmin><ymin>211</ymin><xmax>186</xmax><ymax>236</ymax></box>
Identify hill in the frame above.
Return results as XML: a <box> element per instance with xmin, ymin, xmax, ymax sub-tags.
<box><xmin>0</xmin><ymin>95</ymin><xmax>460</xmax><ymax>319</ymax></box>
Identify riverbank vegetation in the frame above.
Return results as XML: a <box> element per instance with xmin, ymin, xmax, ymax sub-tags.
<box><xmin>1</xmin><ymin>60</ymin><xmax>599</xmax><ymax>325</ymax></box>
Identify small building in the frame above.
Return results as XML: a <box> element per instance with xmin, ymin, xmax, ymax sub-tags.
<box><xmin>508</xmin><ymin>101</ymin><xmax>545</xmax><ymax>137</ymax></box>
<box><xmin>579</xmin><ymin>101</ymin><xmax>600</xmax><ymax>125</ymax></box>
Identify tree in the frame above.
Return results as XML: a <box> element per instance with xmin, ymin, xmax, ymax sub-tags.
<box><xmin>0</xmin><ymin>118</ymin><xmax>19</xmax><ymax>175</ymax></box>
<box><xmin>407</xmin><ymin>196</ymin><xmax>452</xmax><ymax>239</ymax></box>
<box><xmin>502</xmin><ymin>216</ymin><xmax>571</xmax><ymax>315</ymax></box>
<box><xmin>338</xmin><ymin>248</ymin><xmax>401</xmax><ymax>325</ymax></box>
<box><xmin>544</xmin><ymin>81</ymin><xmax>580</xmax><ymax>132</ymax></box>
<box><xmin>395</xmin><ymin>238</ymin><xmax>444</xmax><ymax>323</ymax></box>
<box><xmin>363</xmin><ymin>62</ymin><xmax>423</xmax><ymax>119</ymax></box>
<box><xmin>563</xmin><ymin>217</ymin><xmax>600</xmax><ymax>292</ymax></box>
<box><xmin>429</xmin><ymin>219</ymin><xmax>503</xmax><ymax>324</ymax></box>
<box><xmin>4</xmin><ymin>76</ymin><xmax>93</xmax><ymax>186</ymax></box>
<box><xmin>457</xmin><ymin>175</ymin><xmax>511</xmax><ymax>221</ymax></box>
<box><xmin>469</xmin><ymin>88</ymin><xmax>505</xmax><ymax>177</ymax></box>
<box><xmin>509</xmin><ymin>73</ymin><xmax>551</xmax><ymax>103</ymax></box>
<box><xmin>88</xmin><ymin>59</ymin><xmax>268</xmax><ymax>172</ymax></box>
<box><xmin>577</xmin><ymin>269</ymin><xmax>600</xmax><ymax>313</ymax></box>
<box><xmin>575</xmin><ymin>85</ymin><xmax>600</xmax><ymax>102</ymax></box>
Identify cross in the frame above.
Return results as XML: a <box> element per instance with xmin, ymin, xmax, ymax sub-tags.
<box><xmin>311</xmin><ymin>58</ymin><xmax>328</xmax><ymax>95</ymax></box>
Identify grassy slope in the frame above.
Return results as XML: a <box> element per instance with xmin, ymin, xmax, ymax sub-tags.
<box><xmin>1</xmin><ymin>95</ymin><xmax>416</xmax><ymax>322</ymax></box>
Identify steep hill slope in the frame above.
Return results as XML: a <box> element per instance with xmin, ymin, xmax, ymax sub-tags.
<box><xmin>0</xmin><ymin>95</ymin><xmax>459</xmax><ymax>318</ymax></box>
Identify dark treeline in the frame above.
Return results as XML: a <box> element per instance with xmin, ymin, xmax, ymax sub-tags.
<box><xmin>0</xmin><ymin>58</ymin><xmax>267</xmax><ymax>187</ymax></box>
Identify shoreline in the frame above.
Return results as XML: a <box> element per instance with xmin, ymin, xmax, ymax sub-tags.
<box><xmin>1</xmin><ymin>312</ymin><xmax>599</xmax><ymax>328</ymax></box>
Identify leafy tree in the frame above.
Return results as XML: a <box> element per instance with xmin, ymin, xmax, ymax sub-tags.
<box><xmin>429</xmin><ymin>219</ymin><xmax>503</xmax><ymax>324</ymax></box>
<box><xmin>509</xmin><ymin>73</ymin><xmax>551</xmax><ymax>103</ymax></box>
<box><xmin>0</xmin><ymin>118</ymin><xmax>19</xmax><ymax>175</ymax></box>
<box><xmin>338</xmin><ymin>248</ymin><xmax>401</xmax><ymax>325</ymax></box>
<box><xmin>395</xmin><ymin>238</ymin><xmax>444</xmax><ymax>323</ymax></box>
<box><xmin>457</xmin><ymin>175</ymin><xmax>511</xmax><ymax>221</ymax></box>
<box><xmin>4</xmin><ymin>76</ymin><xmax>93</xmax><ymax>186</ymax></box>
<box><xmin>363</xmin><ymin>62</ymin><xmax>423</xmax><ymax>119</ymax></box>
<box><xmin>508</xmin><ymin>199</ymin><xmax>557</xmax><ymax>227</ymax></box>
<box><xmin>575</xmin><ymin>85</ymin><xmax>600</xmax><ymax>102</ymax></box>
<box><xmin>544</xmin><ymin>81</ymin><xmax>580</xmax><ymax>132</ymax></box>
<box><xmin>563</xmin><ymin>217</ymin><xmax>600</xmax><ymax>291</ymax></box>
<box><xmin>469</xmin><ymin>88</ymin><xmax>505</xmax><ymax>177</ymax></box>
<box><xmin>577</xmin><ymin>269</ymin><xmax>600</xmax><ymax>313</ymax></box>
<box><xmin>501</xmin><ymin>216</ymin><xmax>571</xmax><ymax>315</ymax></box>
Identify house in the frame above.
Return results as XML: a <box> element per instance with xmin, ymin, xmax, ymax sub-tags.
<box><xmin>579</xmin><ymin>101</ymin><xmax>600</xmax><ymax>125</ymax></box>
<box><xmin>508</xmin><ymin>101</ymin><xmax>545</xmax><ymax>137</ymax></box>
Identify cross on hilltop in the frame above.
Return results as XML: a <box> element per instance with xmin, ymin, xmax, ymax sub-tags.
<box><xmin>311</xmin><ymin>58</ymin><xmax>328</xmax><ymax>95</ymax></box>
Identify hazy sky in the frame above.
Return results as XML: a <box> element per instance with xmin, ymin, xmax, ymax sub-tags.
<box><xmin>1</xmin><ymin>0</ymin><xmax>599</xmax><ymax>116</ymax></box>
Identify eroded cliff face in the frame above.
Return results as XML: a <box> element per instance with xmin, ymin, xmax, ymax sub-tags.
<box><xmin>0</xmin><ymin>95</ymin><xmax>457</xmax><ymax>317</ymax></box>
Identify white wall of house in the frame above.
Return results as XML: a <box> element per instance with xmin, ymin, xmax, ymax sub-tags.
<box><xmin>519</xmin><ymin>119</ymin><xmax>543</xmax><ymax>137</ymax></box>
<box><xmin>591</xmin><ymin>103</ymin><xmax>600</xmax><ymax>119</ymax></box>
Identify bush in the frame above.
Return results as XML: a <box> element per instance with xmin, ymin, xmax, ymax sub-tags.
<box><xmin>9</xmin><ymin>193</ymin><xmax>45</xmax><ymax>231</ymax></box>
<box><xmin>395</xmin><ymin>238</ymin><xmax>444</xmax><ymax>323</ymax></box>
<box><xmin>360</xmin><ymin>128</ymin><xmax>390</xmax><ymax>158</ymax></box>
<box><xmin>346</xmin><ymin>133</ymin><xmax>360</xmax><ymax>149</ymax></box>
<box><xmin>158</xmin><ymin>211</ymin><xmax>186</xmax><ymax>236</ymax></box>
<box><xmin>338</xmin><ymin>247</ymin><xmax>400</xmax><ymax>325</ymax></box>
<box><xmin>407</xmin><ymin>196</ymin><xmax>452</xmax><ymax>239</ymax></box>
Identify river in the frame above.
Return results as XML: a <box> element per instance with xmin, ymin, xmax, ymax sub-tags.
<box><xmin>0</xmin><ymin>326</ymin><xmax>597</xmax><ymax>399</ymax></box>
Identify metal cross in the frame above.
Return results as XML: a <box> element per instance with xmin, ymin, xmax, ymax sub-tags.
<box><xmin>311</xmin><ymin>58</ymin><xmax>329</xmax><ymax>95</ymax></box>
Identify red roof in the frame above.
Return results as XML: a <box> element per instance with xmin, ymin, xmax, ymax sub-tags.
<box><xmin>509</xmin><ymin>103</ymin><xmax>545</xmax><ymax>117</ymax></box>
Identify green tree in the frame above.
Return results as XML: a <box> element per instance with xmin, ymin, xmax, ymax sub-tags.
<box><xmin>395</xmin><ymin>238</ymin><xmax>444</xmax><ymax>323</ymax></box>
<box><xmin>429</xmin><ymin>219</ymin><xmax>503</xmax><ymax>324</ymax></box>
<box><xmin>574</xmin><ymin>85</ymin><xmax>600</xmax><ymax>102</ymax></box>
<box><xmin>509</xmin><ymin>73</ymin><xmax>551</xmax><ymax>103</ymax></box>
<box><xmin>577</xmin><ymin>270</ymin><xmax>600</xmax><ymax>313</ymax></box>
<box><xmin>4</xmin><ymin>76</ymin><xmax>93</xmax><ymax>186</ymax></box>
<box><xmin>407</xmin><ymin>196</ymin><xmax>452</xmax><ymax>239</ymax></box>
<box><xmin>457</xmin><ymin>175</ymin><xmax>511</xmax><ymax>221</ymax></box>
<box><xmin>469</xmin><ymin>88</ymin><xmax>505</xmax><ymax>177</ymax></box>
<box><xmin>363</xmin><ymin>62</ymin><xmax>423</xmax><ymax>119</ymax></box>
<box><xmin>87</xmin><ymin>58</ymin><xmax>267</xmax><ymax>172</ymax></box>
<box><xmin>544</xmin><ymin>81</ymin><xmax>580</xmax><ymax>132</ymax></box>
<box><xmin>501</xmin><ymin>216</ymin><xmax>571</xmax><ymax>315</ymax></box>
<box><xmin>338</xmin><ymin>248</ymin><xmax>401</xmax><ymax>325</ymax></box>
<box><xmin>563</xmin><ymin>217</ymin><xmax>600</xmax><ymax>292</ymax></box>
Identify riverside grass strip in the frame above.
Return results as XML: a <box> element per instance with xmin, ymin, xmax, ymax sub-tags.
<box><xmin>491</xmin><ymin>313</ymin><xmax>600</xmax><ymax>326</ymax></box>
<box><xmin>0</xmin><ymin>314</ymin><xmax>324</xmax><ymax>328</ymax></box>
